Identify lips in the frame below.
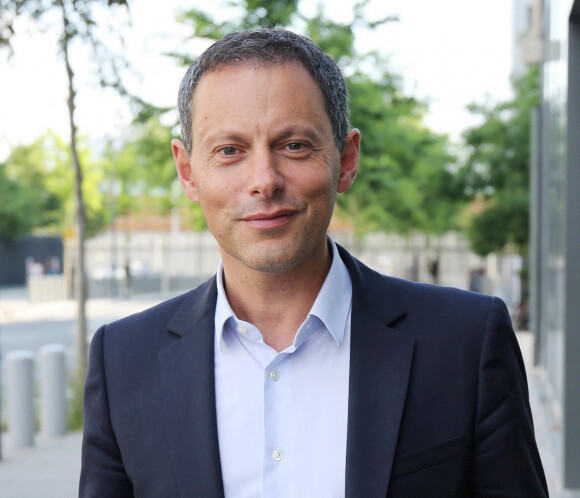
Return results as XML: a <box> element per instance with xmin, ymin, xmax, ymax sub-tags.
<box><xmin>241</xmin><ymin>209</ymin><xmax>297</xmax><ymax>230</ymax></box>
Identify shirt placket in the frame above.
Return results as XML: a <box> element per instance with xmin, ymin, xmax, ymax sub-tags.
<box><xmin>263</xmin><ymin>353</ymin><xmax>292</xmax><ymax>498</ymax></box>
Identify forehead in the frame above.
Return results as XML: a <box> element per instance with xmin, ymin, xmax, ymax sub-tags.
<box><xmin>196</xmin><ymin>58</ymin><xmax>318</xmax><ymax>91</ymax></box>
<box><xmin>190</xmin><ymin>62</ymin><xmax>331</xmax><ymax>136</ymax></box>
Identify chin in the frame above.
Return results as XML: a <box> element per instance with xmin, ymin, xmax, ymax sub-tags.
<box><xmin>245</xmin><ymin>253</ymin><xmax>297</xmax><ymax>274</ymax></box>
<box><xmin>238</xmin><ymin>242</ymin><xmax>304</xmax><ymax>274</ymax></box>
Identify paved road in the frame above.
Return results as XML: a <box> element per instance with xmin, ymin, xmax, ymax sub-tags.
<box><xmin>1</xmin><ymin>318</ymin><xmax>113</xmax><ymax>360</ymax></box>
<box><xmin>0</xmin><ymin>288</ymin><xmax>181</xmax><ymax>394</ymax></box>
<box><xmin>0</xmin><ymin>287</ymin><xmax>181</xmax><ymax>358</ymax></box>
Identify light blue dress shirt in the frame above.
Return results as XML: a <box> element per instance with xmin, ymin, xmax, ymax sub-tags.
<box><xmin>214</xmin><ymin>237</ymin><xmax>353</xmax><ymax>498</ymax></box>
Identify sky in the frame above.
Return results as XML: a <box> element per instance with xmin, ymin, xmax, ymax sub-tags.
<box><xmin>0</xmin><ymin>0</ymin><xmax>514</xmax><ymax>161</ymax></box>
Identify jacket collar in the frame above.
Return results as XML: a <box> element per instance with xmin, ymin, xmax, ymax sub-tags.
<box><xmin>167</xmin><ymin>276</ymin><xmax>217</xmax><ymax>338</ymax></box>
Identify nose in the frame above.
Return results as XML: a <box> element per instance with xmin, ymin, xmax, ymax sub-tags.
<box><xmin>246</xmin><ymin>149</ymin><xmax>282</xmax><ymax>198</ymax></box>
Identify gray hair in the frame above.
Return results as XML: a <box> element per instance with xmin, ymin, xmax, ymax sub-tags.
<box><xmin>177</xmin><ymin>28</ymin><xmax>351</xmax><ymax>155</ymax></box>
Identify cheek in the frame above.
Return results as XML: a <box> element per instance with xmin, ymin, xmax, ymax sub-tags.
<box><xmin>198</xmin><ymin>192</ymin><xmax>228</xmax><ymax>219</ymax></box>
<box><xmin>298</xmin><ymin>169</ymin><xmax>338</xmax><ymax>201</ymax></box>
<box><xmin>195</xmin><ymin>176</ymin><xmax>238</xmax><ymax>219</ymax></box>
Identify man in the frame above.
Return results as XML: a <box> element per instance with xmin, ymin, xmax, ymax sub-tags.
<box><xmin>80</xmin><ymin>29</ymin><xmax>548</xmax><ymax>497</ymax></box>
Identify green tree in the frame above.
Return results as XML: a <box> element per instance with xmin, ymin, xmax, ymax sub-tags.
<box><xmin>1</xmin><ymin>135</ymin><xmax>63</xmax><ymax>237</ymax></box>
<box><xmin>340</xmin><ymin>69</ymin><xmax>459</xmax><ymax>237</ymax></box>
<box><xmin>1</xmin><ymin>0</ymin><xmax>129</xmax><ymax>378</ymax></box>
<box><xmin>171</xmin><ymin>0</ymin><xmax>300</xmax><ymax>65</ymax></box>
<box><xmin>0</xmin><ymin>163</ymin><xmax>48</xmax><ymax>239</ymax></box>
<box><xmin>102</xmin><ymin>116</ymin><xmax>208</xmax><ymax>231</ymax></box>
<box><xmin>131</xmin><ymin>117</ymin><xmax>179</xmax><ymax>213</ymax></box>
<box><xmin>459</xmin><ymin>66</ymin><xmax>541</xmax><ymax>257</ymax></box>
<box><xmin>1</xmin><ymin>131</ymin><xmax>107</xmax><ymax>238</ymax></box>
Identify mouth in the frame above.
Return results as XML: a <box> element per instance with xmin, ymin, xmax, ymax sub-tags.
<box><xmin>241</xmin><ymin>209</ymin><xmax>297</xmax><ymax>230</ymax></box>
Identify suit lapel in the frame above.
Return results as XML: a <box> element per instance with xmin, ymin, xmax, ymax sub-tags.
<box><xmin>158</xmin><ymin>278</ymin><xmax>225</xmax><ymax>498</ymax></box>
<box><xmin>339</xmin><ymin>247</ymin><xmax>415</xmax><ymax>498</ymax></box>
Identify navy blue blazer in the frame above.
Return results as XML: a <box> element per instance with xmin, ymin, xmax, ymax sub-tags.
<box><xmin>80</xmin><ymin>246</ymin><xmax>548</xmax><ymax>497</ymax></box>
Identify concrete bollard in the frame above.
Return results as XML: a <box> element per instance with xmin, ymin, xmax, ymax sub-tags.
<box><xmin>6</xmin><ymin>350</ymin><xmax>36</xmax><ymax>448</ymax></box>
<box><xmin>39</xmin><ymin>344</ymin><xmax>67</xmax><ymax>436</ymax></box>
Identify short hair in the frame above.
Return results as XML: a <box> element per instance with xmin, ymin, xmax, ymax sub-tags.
<box><xmin>177</xmin><ymin>28</ymin><xmax>351</xmax><ymax>155</ymax></box>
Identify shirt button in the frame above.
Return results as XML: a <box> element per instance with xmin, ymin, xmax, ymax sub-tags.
<box><xmin>272</xmin><ymin>449</ymin><xmax>284</xmax><ymax>462</ymax></box>
<box><xmin>237</xmin><ymin>324</ymin><xmax>247</xmax><ymax>334</ymax></box>
<box><xmin>269</xmin><ymin>369</ymin><xmax>280</xmax><ymax>381</ymax></box>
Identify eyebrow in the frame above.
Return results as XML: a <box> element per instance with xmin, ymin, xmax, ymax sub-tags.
<box><xmin>275</xmin><ymin>125</ymin><xmax>324</xmax><ymax>142</ymax></box>
<box><xmin>199</xmin><ymin>124</ymin><xmax>325</xmax><ymax>147</ymax></box>
<box><xmin>193</xmin><ymin>129</ymin><xmax>245</xmax><ymax>149</ymax></box>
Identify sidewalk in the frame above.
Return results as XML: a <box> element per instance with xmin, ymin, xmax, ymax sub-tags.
<box><xmin>0</xmin><ymin>288</ymin><xmax>579</xmax><ymax>496</ymax></box>
<box><xmin>0</xmin><ymin>286</ymin><xmax>180</xmax><ymax>326</ymax></box>
<box><xmin>518</xmin><ymin>333</ymin><xmax>580</xmax><ymax>497</ymax></box>
<box><xmin>0</xmin><ymin>432</ymin><xmax>82</xmax><ymax>497</ymax></box>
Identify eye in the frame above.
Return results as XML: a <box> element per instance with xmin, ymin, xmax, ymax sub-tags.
<box><xmin>286</xmin><ymin>142</ymin><xmax>304</xmax><ymax>151</ymax></box>
<box><xmin>220</xmin><ymin>146</ymin><xmax>238</xmax><ymax>156</ymax></box>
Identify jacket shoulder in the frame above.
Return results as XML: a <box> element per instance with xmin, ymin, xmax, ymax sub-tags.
<box><xmin>94</xmin><ymin>276</ymin><xmax>217</xmax><ymax>349</ymax></box>
<box><xmin>338</xmin><ymin>244</ymin><xmax>500</xmax><ymax>328</ymax></box>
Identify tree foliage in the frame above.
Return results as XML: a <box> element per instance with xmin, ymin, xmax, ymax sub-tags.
<box><xmin>101</xmin><ymin>116</ymin><xmax>208</xmax><ymax>230</ymax></box>
<box><xmin>341</xmin><ymin>67</ymin><xmax>460</xmax><ymax>236</ymax></box>
<box><xmin>0</xmin><ymin>131</ymin><xmax>106</xmax><ymax>238</ymax></box>
<box><xmin>0</xmin><ymin>162</ymin><xmax>48</xmax><ymax>239</ymax></box>
<box><xmin>170</xmin><ymin>0</ymin><xmax>300</xmax><ymax>65</ymax></box>
<box><xmin>459</xmin><ymin>66</ymin><xmax>540</xmax><ymax>256</ymax></box>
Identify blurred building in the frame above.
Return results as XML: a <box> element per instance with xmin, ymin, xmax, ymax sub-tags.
<box><xmin>525</xmin><ymin>0</ymin><xmax>580</xmax><ymax>489</ymax></box>
<box><xmin>0</xmin><ymin>235</ymin><xmax>63</xmax><ymax>286</ymax></box>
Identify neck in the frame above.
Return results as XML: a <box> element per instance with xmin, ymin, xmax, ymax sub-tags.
<box><xmin>221</xmin><ymin>243</ymin><xmax>332</xmax><ymax>351</ymax></box>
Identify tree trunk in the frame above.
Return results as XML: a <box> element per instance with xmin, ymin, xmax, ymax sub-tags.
<box><xmin>60</xmin><ymin>0</ymin><xmax>88</xmax><ymax>378</ymax></box>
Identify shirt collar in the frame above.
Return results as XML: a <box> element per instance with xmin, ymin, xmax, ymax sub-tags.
<box><xmin>214</xmin><ymin>236</ymin><xmax>352</xmax><ymax>351</ymax></box>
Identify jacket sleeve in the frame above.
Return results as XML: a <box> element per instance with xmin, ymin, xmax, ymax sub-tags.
<box><xmin>472</xmin><ymin>297</ymin><xmax>548</xmax><ymax>496</ymax></box>
<box><xmin>79</xmin><ymin>325</ymin><xmax>134</xmax><ymax>498</ymax></box>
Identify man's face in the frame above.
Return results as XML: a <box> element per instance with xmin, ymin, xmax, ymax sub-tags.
<box><xmin>173</xmin><ymin>62</ymin><xmax>359</xmax><ymax>275</ymax></box>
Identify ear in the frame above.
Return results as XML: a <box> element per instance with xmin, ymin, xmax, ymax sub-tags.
<box><xmin>337</xmin><ymin>129</ymin><xmax>360</xmax><ymax>193</ymax></box>
<box><xmin>172</xmin><ymin>139</ymin><xmax>200</xmax><ymax>203</ymax></box>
